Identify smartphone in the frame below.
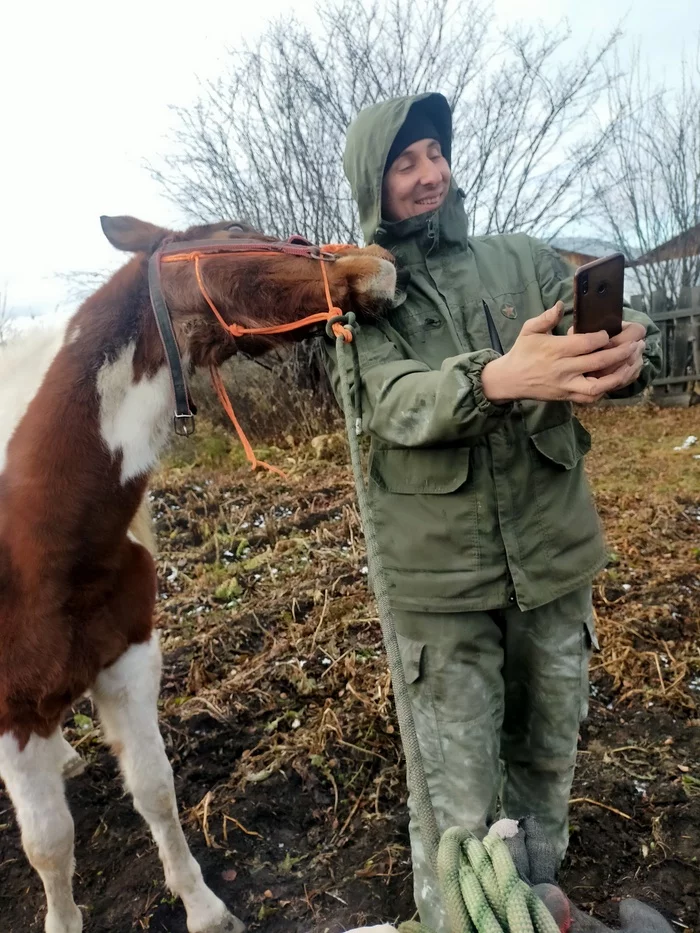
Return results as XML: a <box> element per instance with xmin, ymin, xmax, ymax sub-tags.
<box><xmin>573</xmin><ymin>252</ymin><xmax>625</xmax><ymax>338</ymax></box>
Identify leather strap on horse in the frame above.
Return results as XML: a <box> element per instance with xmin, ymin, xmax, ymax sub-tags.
<box><xmin>148</xmin><ymin>253</ymin><xmax>196</xmax><ymax>436</ymax></box>
<box><xmin>148</xmin><ymin>237</ymin><xmax>353</xmax><ymax>471</ymax></box>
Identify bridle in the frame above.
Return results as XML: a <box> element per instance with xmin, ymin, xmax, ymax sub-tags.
<box><xmin>147</xmin><ymin>234</ymin><xmax>354</xmax><ymax>474</ymax></box>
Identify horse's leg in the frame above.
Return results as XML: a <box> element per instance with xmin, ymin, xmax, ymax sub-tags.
<box><xmin>0</xmin><ymin>730</ymin><xmax>83</xmax><ymax>933</ymax></box>
<box><xmin>91</xmin><ymin>634</ymin><xmax>244</xmax><ymax>933</ymax></box>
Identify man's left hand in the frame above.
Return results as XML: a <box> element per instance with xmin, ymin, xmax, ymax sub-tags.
<box><xmin>568</xmin><ymin>320</ymin><xmax>646</xmax><ymax>386</ymax></box>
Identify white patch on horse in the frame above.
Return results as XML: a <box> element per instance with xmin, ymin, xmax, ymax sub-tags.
<box><xmin>0</xmin><ymin>730</ymin><xmax>83</xmax><ymax>933</ymax></box>
<box><xmin>0</xmin><ymin>319</ymin><xmax>71</xmax><ymax>474</ymax></box>
<box><xmin>96</xmin><ymin>342</ymin><xmax>173</xmax><ymax>484</ymax></box>
<box><xmin>91</xmin><ymin>635</ymin><xmax>242</xmax><ymax>933</ymax></box>
<box><xmin>347</xmin><ymin>257</ymin><xmax>396</xmax><ymax>298</ymax></box>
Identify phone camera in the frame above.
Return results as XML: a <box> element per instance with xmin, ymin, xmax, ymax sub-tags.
<box><xmin>597</xmin><ymin>282</ymin><xmax>607</xmax><ymax>295</ymax></box>
<box><xmin>581</xmin><ymin>273</ymin><xmax>589</xmax><ymax>296</ymax></box>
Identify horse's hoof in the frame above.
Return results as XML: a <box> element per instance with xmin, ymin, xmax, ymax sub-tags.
<box><xmin>45</xmin><ymin>904</ymin><xmax>83</xmax><ymax>933</ymax></box>
<box><xmin>199</xmin><ymin>917</ymin><xmax>245</xmax><ymax>933</ymax></box>
<box><xmin>61</xmin><ymin>753</ymin><xmax>86</xmax><ymax>780</ymax></box>
<box><xmin>190</xmin><ymin>908</ymin><xmax>245</xmax><ymax>933</ymax></box>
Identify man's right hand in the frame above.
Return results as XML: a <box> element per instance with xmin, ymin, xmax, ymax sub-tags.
<box><xmin>481</xmin><ymin>302</ymin><xmax>646</xmax><ymax>405</ymax></box>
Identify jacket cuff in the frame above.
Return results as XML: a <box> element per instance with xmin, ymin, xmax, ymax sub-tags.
<box><xmin>466</xmin><ymin>349</ymin><xmax>514</xmax><ymax>415</ymax></box>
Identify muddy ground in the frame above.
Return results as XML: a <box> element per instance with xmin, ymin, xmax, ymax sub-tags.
<box><xmin>1</xmin><ymin>405</ymin><xmax>698</xmax><ymax>932</ymax></box>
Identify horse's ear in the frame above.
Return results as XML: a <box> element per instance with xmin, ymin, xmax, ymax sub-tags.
<box><xmin>100</xmin><ymin>216</ymin><xmax>171</xmax><ymax>254</ymax></box>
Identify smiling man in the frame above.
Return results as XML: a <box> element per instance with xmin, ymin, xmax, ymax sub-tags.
<box><xmin>381</xmin><ymin>111</ymin><xmax>450</xmax><ymax>218</ymax></box>
<box><xmin>324</xmin><ymin>93</ymin><xmax>661</xmax><ymax>932</ymax></box>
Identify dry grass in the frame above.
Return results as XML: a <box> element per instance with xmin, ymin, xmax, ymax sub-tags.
<box><xmin>148</xmin><ymin>404</ymin><xmax>699</xmax><ymax>841</ymax></box>
<box><xmin>582</xmin><ymin>405</ymin><xmax>700</xmax><ymax>711</ymax></box>
<box><xmin>6</xmin><ymin>401</ymin><xmax>688</xmax><ymax>933</ymax></box>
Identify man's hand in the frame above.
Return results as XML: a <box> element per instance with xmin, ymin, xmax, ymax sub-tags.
<box><xmin>481</xmin><ymin>303</ymin><xmax>646</xmax><ymax>405</ymax></box>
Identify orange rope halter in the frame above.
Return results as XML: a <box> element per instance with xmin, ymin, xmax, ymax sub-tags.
<box><xmin>160</xmin><ymin>245</ymin><xmax>354</xmax><ymax>476</ymax></box>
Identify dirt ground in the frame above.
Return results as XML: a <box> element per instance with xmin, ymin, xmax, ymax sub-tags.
<box><xmin>1</xmin><ymin>405</ymin><xmax>698</xmax><ymax>932</ymax></box>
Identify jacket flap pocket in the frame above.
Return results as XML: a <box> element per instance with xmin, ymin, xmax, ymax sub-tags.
<box><xmin>370</xmin><ymin>447</ymin><xmax>470</xmax><ymax>494</ymax></box>
<box><xmin>529</xmin><ymin>418</ymin><xmax>591</xmax><ymax>470</ymax></box>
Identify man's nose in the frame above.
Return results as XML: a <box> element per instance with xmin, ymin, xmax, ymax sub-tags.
<box><xmin>418</xmin><ymin>157</ymin><xmax>443</xmax><ymax>187</ymax></box>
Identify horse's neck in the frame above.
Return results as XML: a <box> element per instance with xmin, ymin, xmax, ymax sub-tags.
<box><xmin>0</xmin><ymin>259</ymin><xmax>173</xmax><ymax>567</ymax></box>
<box><xmin>72</xmin><ymin>258</ymin><xmax>176</xmax><ymax>484</ymax></box>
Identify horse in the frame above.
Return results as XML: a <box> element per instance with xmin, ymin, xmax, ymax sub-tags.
<box><xmin>0</xmin><ymin>214</ymin><xmax>396</xmax><ymax>933</ymax></box>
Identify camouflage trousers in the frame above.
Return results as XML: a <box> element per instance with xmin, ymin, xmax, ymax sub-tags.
<box><xmin>394</xmin><ymin>585</ymin><xmax>597</xmax><ymax>932</ymax></box>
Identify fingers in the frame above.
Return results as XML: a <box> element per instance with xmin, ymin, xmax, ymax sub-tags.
<box><xmin>606</xmin><ymin>321</ymin><xmax>647</xmax><ymax>348</ymax></box>
<box><xmin>572</xmin><ymin>340</ymin><xmax>644</xmax><ymax>374</ymax></box>
<box><xmin>595</xmin><ymin>342</ymin><xmax>645</xmax><ymax>377</ymax></box>
<box><xmin>593</xmin><ymin>360</ymin><xmax>643</xmax><ymax>395</ymax></box>
<box><xmin>567</xmin><ymin>376</ymin><xmax>610</xmax><ymax>404</ymax></box>
<box><xmin>560</xmin><ymin>330</ymin><xmax>613</xmax><ymax>356</ymax></box>
<box><xmin>568</xmin><ymin>358</ymin><xmax>644</xmax><ymax>403</ymax></box>
<box><xmin>520</xmin><ymin>302</ymin><xmax>564</xmax><ymax>336</ymax></box>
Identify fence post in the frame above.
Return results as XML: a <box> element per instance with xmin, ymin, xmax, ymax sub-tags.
<box><xmin>650</xmin><ymin>291</ymin><xmax>671</xmax><ymax>390</ymax></box>
<box><xmin>681</xmin><ymin>286</ymin><xmax>700</xmax><ymax>392</ymax></box>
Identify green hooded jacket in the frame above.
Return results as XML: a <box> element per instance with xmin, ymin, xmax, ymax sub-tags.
<box><xmin>325</xmin><ymin>92</ymin><xmax>662</xmax><ymax>613</ymax></box>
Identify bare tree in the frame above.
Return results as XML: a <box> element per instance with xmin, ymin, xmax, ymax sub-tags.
<box><xmin>149</xmin><ymin>0</ymin><xmax>625</xmax><ymax>407</ymax></box>
<box><xmin>593</xmin><ymin>48</ymin><xmax>700</xmax><ymax>308</ymax></box>
<box><xmin>151</xmin><ymin>0</ymin><xmax>621</xmax><ymax>243</ymax></box>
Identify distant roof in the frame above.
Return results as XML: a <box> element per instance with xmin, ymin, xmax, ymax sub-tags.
<box><xmin>629</xmin><ymin>223</ymin><xmax>700</xmax><ymax>266</ymax></box>
<box><xmin>549</xmin><ymin>236</ymin><xmax>633</xmax><ymax>259</ymax></box>
<box><xmin>548</xmin><ymin>236</ymin><xmax>633</xmax><ymax>268</ymax></box>
<box><xmin>550</xmin><ymin>227</ymin><xmax>700</xmax><ymax>268</ymax></box>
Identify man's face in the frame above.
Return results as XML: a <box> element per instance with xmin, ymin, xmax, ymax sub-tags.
<box><xmin>382</xmin><ymin>138</ymin><xmax>451</xmax><ymax>222</ymax></box>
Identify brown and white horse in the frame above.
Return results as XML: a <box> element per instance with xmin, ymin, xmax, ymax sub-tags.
<box><xmin>0</xmin><ymin>215</ymin><xmax>396</xmax><ymax>933</ymax></box>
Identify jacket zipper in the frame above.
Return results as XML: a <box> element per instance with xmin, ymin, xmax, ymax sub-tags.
<box><xmin>426</xmin><ymin>216</ymin><xmax>437</xmax><ymax>251</ymax></box>
<box><xmin>425</xmin><ymin>217</ymin><xmax>466</xmax><ymax>351</ymax></box>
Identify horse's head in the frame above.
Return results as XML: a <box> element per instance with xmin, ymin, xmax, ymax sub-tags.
<box><xmin>100</xmin><ymin>215</ymin><xmax>396</xmax><ymax>368</ymax></box>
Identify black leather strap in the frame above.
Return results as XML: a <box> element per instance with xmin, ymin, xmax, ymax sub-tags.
<box><xmin>148</xmin><ymin>251</ymin><xmax>196</xmax><ymax>436</ymax></box>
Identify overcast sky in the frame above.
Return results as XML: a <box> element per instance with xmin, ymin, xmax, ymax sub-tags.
<box><xmin>1</xmin><ymin>0</ymin><xmax>697</xmax><ymax>321</ymax></box>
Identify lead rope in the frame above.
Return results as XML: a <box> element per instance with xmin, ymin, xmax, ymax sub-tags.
<box><xmin>195</xmin><ymin>251</ymin><xmax>352</xmax><ymax>476</ymax></box>
<box><xmin>331</xmin><ymin>325</ymin><xmax>559</xmax><ymax>933</ymax></box>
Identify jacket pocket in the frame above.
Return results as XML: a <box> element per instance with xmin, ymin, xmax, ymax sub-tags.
<box><xmin>529</xmin><ymin>417</ymin><xmax>591</xmax><ymax>470</ymax></box>
<box><xmin>370</xmin><ymin>446</ymin><xmax>470</xmax><ymax>494</ymax></box>
<box><xmin>396</xmin><ymin>634</ymin><xmax>443</xmax><ymax>762</ymax></box>
<box><xmin>367</xmin><ymin>446</ymin><xmax>480</xmax><ymax>575</ymax></box>
<box><xmin>526</xmin><ymin>418</ymin><xmax>600</xmax><ymax>566</ymax></box>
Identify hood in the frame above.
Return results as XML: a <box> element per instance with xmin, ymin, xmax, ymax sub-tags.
<box><xmin>344</xmin><ymin>92</ymin><xmax>453</xmax><ymax>245</ymax></box>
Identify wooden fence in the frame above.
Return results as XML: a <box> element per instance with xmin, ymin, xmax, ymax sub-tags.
<box><xmin>629</xmin><ymin>285</ymin><xmax>700</xmax><ymax>404</ymax></box>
